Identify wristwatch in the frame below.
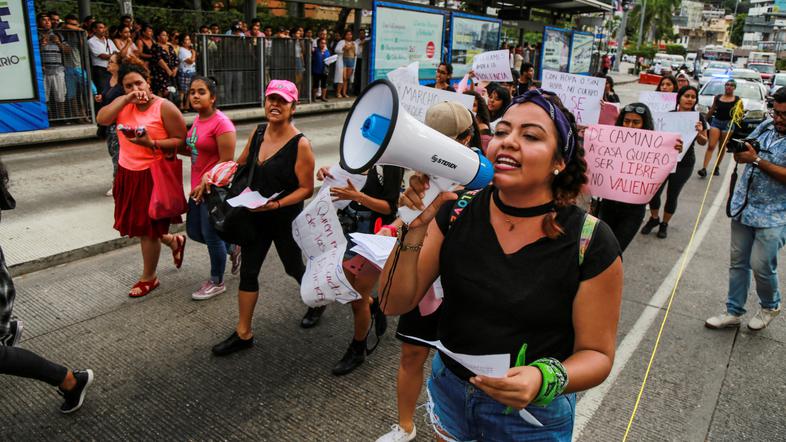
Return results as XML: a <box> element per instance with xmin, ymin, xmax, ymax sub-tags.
<box><xmin>753</xmin><ymin>157</ymin><xmax>762</xmax><ymax>167</ymax></box>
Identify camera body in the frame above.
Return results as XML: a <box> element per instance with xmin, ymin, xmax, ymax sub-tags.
<box><xmin>726</xmin><ymin>138</ymin><xmax>761</xmax><ymax>154</ymax></box>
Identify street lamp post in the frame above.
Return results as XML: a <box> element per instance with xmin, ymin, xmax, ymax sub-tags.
<box><xmin>637</xmin><ymin>0</ymin><xmax>647</xmax><ymax>48</ymax></box>
<box><xmin>614</xmin><ymin>8</ymin><xmax>629</xmax><ymax>72</ymax></box>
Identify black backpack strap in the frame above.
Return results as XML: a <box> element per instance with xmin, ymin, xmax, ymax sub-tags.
<box><xmin>246</xmin><ymin>123</ymin><xmax>267</xmax><ymax>183</ymax></box>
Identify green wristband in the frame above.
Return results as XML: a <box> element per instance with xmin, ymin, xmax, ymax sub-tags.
<box><xmin>529</xmin><ymin>358</ymin><xmax>568</xmax><ymax>407</ymax></box>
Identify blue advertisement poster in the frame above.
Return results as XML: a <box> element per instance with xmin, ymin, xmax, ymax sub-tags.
<box><xmin>449</xmin><ymin>12</ymin><xmax>501</xmax><ymax>79</ymax></box>
<box><xmin>0</xmin><ymin>0</ymin><xmax>48</xmax><ymax>132</ymax></box>
<box><xmin>370</xmin><ymin>1</ymin><xmax>446</xmax><ymax>82</ymax></box>
<box><xmin>568</xmin><ymin>31</ymin><xmax>594</xmax><ymax>75</ymax></box>
<box><xmin>539</xmin><ymin>26</ymin><xmax>571</xmax><ymax>78</ymax></box>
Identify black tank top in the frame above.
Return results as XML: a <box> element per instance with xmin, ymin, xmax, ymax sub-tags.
<box><xmin>714</xmin><ymin>95</ymin><xmax>739</xmax><ymax>121</ymax></box>
<box><xmin>251</xmin><ymin>132</ymin><xmax>304</xmax><ymax>206</ymax></box>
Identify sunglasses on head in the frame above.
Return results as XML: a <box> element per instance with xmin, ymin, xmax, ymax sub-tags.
<box><xmin>623</xmin><ymin>105</ymin><xmax>646</xmax><ymax>115</ymax></box>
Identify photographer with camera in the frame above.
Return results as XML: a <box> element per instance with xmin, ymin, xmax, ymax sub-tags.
<box><xmin>705</xmin><ymin>87</ymin><xmax>786</xmax><ymax>331</ymax></box>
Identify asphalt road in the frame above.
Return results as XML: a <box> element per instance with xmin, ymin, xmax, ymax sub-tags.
<box><xmin>2</xmin><ymin>81</ymin><xmax>786</xmax><ymax>441</ymax></box>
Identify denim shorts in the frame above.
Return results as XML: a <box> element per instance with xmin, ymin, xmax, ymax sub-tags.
<box><xmin>427</xmin><ymin>353</ymin><xmax>576</xmax><ymax>442</ymax></box>
<box><xmin>343</xmin><ymin>57</ymin><xmax>356</xmax><ymax>69</ymax></box>
<box><xmin>710</xmin><ymin>118</ymin><xmax>731</xmax><ymax>131</ymax></box>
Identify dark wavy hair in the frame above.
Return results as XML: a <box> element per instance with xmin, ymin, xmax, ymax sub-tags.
<box><xmin>464</xmin><ymin>90</ymin><xmax>491</xmax><ymax>128</ymax></box>
<box><xmin>616</xmin><ymin>102</ymin><xmax>655</xmax><ymax>130</ymax></box>
<box><xmin>676</xmin><ymin>85</ymin><xmax>699</xmax><ymax>111</ymax></box>
<box><xmin>118</xmin><ymin>57</ymin><xmax>151</xmax><ymax>84</ymax></box>
<box><xmin>656</xmin><ymin>75</ymin><xmax>678</xmax><ymax>93</ymax></box>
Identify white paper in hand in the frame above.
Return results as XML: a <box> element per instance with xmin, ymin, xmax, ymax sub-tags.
<box><xmin>322</xmin><ymin>164</ymin><xmax>367</xmax><ymax>210</ymax></box>
<box><xmin>227</xmin><ymin>189</ymin><xmax>281</xmax><ymax>209</ymax></box>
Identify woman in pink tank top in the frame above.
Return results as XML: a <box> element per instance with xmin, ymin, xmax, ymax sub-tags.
<box><xmin>96</xmin><ymin>59</ymin><xmax>188</xmax><ymax>298</ymax></box>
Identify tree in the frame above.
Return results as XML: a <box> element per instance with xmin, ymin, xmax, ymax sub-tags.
<box><xmin>628</xmin><ymin>0</ymin><xmax>681</xmax><ymax>45</ymax></box>
<box><xmin>730</xmin><ymin>14</ymin><xmax>747</xmax><ymax>46</ymax></box>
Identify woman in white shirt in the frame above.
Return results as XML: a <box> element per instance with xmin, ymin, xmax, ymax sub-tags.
<box><xmin>177</xmin><ymin>34</ymin><xmax>197</xmax><ymax>111</ymax></box>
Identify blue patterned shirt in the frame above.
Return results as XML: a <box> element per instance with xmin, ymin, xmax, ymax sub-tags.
<box><xmin>730</xmin><ymin>119</ymin><xmax>786</xmax><ymax>228</ymax></box>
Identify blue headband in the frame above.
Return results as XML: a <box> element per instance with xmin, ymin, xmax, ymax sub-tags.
<box><xmin>505</xmin><ymin>89</ymin><xmax>575</xmax><ymax>163</ymax></box>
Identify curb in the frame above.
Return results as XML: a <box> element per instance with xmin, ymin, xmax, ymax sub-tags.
<box><xmin>0</xmin><ymin>100</ymin><xmax>355</xmax><ymax>149</ymax></box>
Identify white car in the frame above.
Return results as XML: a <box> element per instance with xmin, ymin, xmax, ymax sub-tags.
<box><xmin>700</xmin><ymin>68</ymin><xmax>731</xmax><ymax>86</ymax></box>
<box><xmin>731</xmin><ymin>68</ymin><xmax>764</xmax><ymax>83</ymax></box>
<box><xmin>697</xmin><ymin>79</ymin><xmax>769</xmax><ymax>135</ymax></box>
<box><xmin>769</xmin><ymin>73</ymin><xmax>786</xmax><ymax>95</ymax></box>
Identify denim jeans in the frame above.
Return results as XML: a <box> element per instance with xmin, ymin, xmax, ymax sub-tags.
<box><xmin>727</xmin><ymin>220</ymin><xmax>786</xmax><ymax>315</ymax></box>
<box><xmin>186</xmin><ymin>199</ymin><xmax>229</xmax><ymax>283</ymax></box>
<box><xmin>427</xmin><ymin>353</ymin><xmax>575</xmax><ymax>442</ymax></box>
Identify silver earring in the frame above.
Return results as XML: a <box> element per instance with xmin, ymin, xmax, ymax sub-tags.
<box><xmin>553</xmin><ymin>169</ymin><xmax>560</xmax><ymax>176</ymax></box>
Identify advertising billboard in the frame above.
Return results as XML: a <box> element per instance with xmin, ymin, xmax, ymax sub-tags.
<box><xmin>0</xmin><ymin>0</ymin><xmax>36</xmax><ymax>101</ymax></box>
<box><xmin>539</xmin><ymin>26</ymin><xmax>571</xmax><ymax>77</ymax></box>
<box><xmin>569</xmin><ymin>31</ymin><xmax>594</xmax><ymax>75</ymax></box>
<box><xmin>449</xmin><ymin>12</ymin><xmax>501</xmax><ymax>79</ymax></box>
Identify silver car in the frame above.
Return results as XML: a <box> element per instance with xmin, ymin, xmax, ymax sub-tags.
<box><xmin>700</xmin><ymin>68</ymin><xmax>731</xmax><ymax>86</ymax></box>
<box><xmin>769</xmin><ymin>74</ymin><xmax>786</xmax><ymax>96</ymax></box>
<box><xmin>697</xmin><ymin>79</ymin><xmax>769</xmax><ymax>135</ymax></box>
<box><xmin>731</xmin><ymin>68</ymin><xmax>764</xmax><ymax>83</ymax></box>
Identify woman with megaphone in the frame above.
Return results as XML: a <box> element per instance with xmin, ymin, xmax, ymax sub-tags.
<box><xmin>380</xmin><ymin>89</ymin><xmax>623</xmax><ymax>441</ymax></box>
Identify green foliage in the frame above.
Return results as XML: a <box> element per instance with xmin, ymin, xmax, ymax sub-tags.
<box><xmin>665</xmin><ymin>44</ymin><xmax>686</xmax><ymax>56</ymax></box>
<box><xmin>730</xmin><ymin>14</ymin><xmax>746</xmax><ymax>46</ymax></box>
<box><xmin>624</xmin><ymin>44</ymin><xmax>657</xmax><ymax>60</ymax></box>
<box><xmin>627</xmin><ymin>0</ymin><xmax>681</xmax><ymax>43</ymax></box>
<box><xmin>777</xmin><ymin>59</ymin><xmax>786</xmax><ymax>71</ymax></box>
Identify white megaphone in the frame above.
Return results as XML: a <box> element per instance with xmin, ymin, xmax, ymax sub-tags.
<box><xmin>339</xmin><ymin>79</ymin><xmax>494</xmax><ymax>224</ymax></box>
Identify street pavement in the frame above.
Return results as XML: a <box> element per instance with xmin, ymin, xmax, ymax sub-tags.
<box><xmin>3</xmin><ymin>80</ymin><xmax>786</xmax><ymax>441</ymax></box>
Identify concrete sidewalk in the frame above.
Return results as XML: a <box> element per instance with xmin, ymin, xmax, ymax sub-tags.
<box><xmin>0</xmin><ymin>99</ymin><xmax>354</xmax><ymax>149</ymax></box>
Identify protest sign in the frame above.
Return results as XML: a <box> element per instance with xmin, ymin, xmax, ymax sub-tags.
<box><xmin>300</xmin><ymin>247</ymin><xmax>361</xmax><ymax>306</ymax></box>
<box><xmin>386</xmin><ymin>62</ymin><xmax>420</xmax><ymax>89</ymax></box>
<box><xmin>395</xmin><ymin>82</ymin><xmax>475</xmax><ymax>122</ymax></box>
<box><xmin>292</xmin><ymin>186</ymin><xmax>345</xmax><ymax>259</ymax></box>
<box><xmin>472</xmin><ymin>50</ymin><xmax>513</xmax><ymax>82</ymax></box>
<box><xmin>584</xmin><ymin>124</ymin><xmax>680</xmax><ymax>204</ymax></box>
<box><xmin>599</xmin><ymin>102</ymin><xmax>620</xmax><ymax>125</ymax></box>
<box><xmin>541</xmin><ymin>70</ymin><xmax>605</xmax><ymax>125</ymax></box>
<box><xmin>653</xmin><ymin>111</ymin><xmax>699</xmax><ymax>171</ymax></box>
<box><xmin>322</xmin><ymin>164</ymin><xmax>368</xmax><ymax>210</ymax></box>
<box><xmin>638</xmin><ymin>91</ymin><xmax>677</xmax><ymax>113</ymax></box>
<box><xmin>292</xmin><ymin>187</ymin><xmax>360</xmax><ymax>306</ymax></box>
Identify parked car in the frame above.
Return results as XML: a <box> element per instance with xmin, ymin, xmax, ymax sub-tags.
<box><xmin>769</xmin><ymin>73</ymin><xmax>786</xmax><ymax>96</ymax></box>
<box><xmin>747</xmin><ymin>63</ymin><xmax>776</xmax><ymax>85</ymax></box>
<box><xmin>697</xmin><ymin>79</ymin><xmax>769</xmax><ymax>136</ymax></box>
<box><xmin>700</xmin><ymin>67</ymin><xmax>731</xmax><ymax>86</ymax></box>
<box><xmin>731</xmin><ymin>68</ymin><xmax>764</xmax><ymax>84</ymax></box>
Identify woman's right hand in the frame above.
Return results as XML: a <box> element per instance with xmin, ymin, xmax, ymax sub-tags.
<box><xmin>316</xmin><ymin>166</ymin><xmax>333</xmax><ymax>181</ymax></box>
<box><xmin>191</xmin><ymin>182</ymin><xmax>207</xmax><ymax>202</ymax></box>
<box><xmin>399</xmin><ymin>174</ymin><xmax>457</xmax><ymax>229</ymax></box>
<box><xmin>125</xmin><ymin>90</ymin><xmax>149</xmax><ymax>105</ymax></box>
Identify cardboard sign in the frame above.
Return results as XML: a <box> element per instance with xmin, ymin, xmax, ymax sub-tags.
<box><xmin>541</xmin><ymin>70</ymin><xmax>605</xmax><ymax>125</ymax></box>
<box><xmin>395</xmin><ymin>82</ymin><xmax>475</xmax><ymax>122</ymax></box>
<box><xmin>584</xmin><ymin>125</ymin><xmax>680</xmax><ymax>204</ymax></box>
<box><xmin>638</xmin><ymin>91</ymin><xmax>677</xmax><ymax>113</ymax></box>
<box><xmin>472</xmin><ymin>50</ymin><xmax>513</xmax><ymax>82</ymax></box>
<box><xmin>300</xmin><ymin>247</ymin><xmax>361</xmax><ymax>307</ymax></box>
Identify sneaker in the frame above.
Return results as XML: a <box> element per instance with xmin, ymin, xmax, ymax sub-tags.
<box><xmin>640</xmin><ymin>217</ymin><xmax>660</xmax><ymax>235</ymax></box>
<box><xmin>192</xmin><ymin>281</ymin><xmax>226</xmax><ymax>301</ymax></box>
<box><xmin>331</xmin><ymin>340</ymin><xmax>366</xmax><ymax>376</ymax></box>
<box><xmin>656</xmin><ymin>223</ymin><xmax>668</xmax><ymax>239</ymax></box>
<box><xmin>229</xmin><ymin>245</ymin><xmax>242</xmax><ymax>275</ymax></box>
<box><xmin>705</xmin><ymin>312</ymin><xmax>742</xmax><ymax>329</ymax></box>
<box><xmin>59</xmin><ymin>369</ymin><xmax>94</xmax><ymax>414</ymax></box>
<box><xmin>697</xmin><ymin>168</ymin><xmax>707</xmax><ymax>178</ymax></box>
<box><xmin>748</xmin><ymin>307</ymin><xmax>781</xmax><ymax>331</ymax></box>
<box><xmin>0</xmin><ymin>319</ymin><xmax>23</xmax><ymax>347</ymax></box>
<box><xmin>105</xmin><ymin>188</ymin><xmax>113</xmax><ymax>197</ymax></box>
<box><xmin>376</xmin><ymin>424</ymin><xmax>416</xmax><ymax>442</ymax></box>
<box><xmin>212</xmin><ymin>331</ymin><xmax>255</xmax><ymax>356</ymax></box>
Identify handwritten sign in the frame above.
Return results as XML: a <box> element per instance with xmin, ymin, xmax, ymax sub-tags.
<box><xmin>638</xmin><ymin>91</ymin><xmax>677</xmax><ymax>113</ymax></box>
<box><xmin>472</xmin><ymin>50</ymin><xmax>513</xmax><ymax>82</ymax></box>
<box><xmin>541</xmin><ymin>70</ymin><xmax>605</xmax><ymax>125</ymax></box>
<box><xmin>599</xmin><ymin>102</ymin><xmax>620</xmax><ymax>126</ymax></box>
<box><xmin>386</xmin><ymin>61</ymin><xmax>420</xmax><ymax>89</ymax></box>
<box><xmin>584</xmin><ymin>125</ymin><xmax>680</xmax><ymax>204</ymax></box>
<box><xmin>300</xmin><ymin>247</ymin><xmax>361</xmax><ymax>307</ymax></box>
<box><xmin>396</xmin><ymin>82</ymin><xmax>475</xmax><ymax>122</ymax></box>
<box><xmin>653</xmin><ymin>111</ymin><xmax>699</xmax><ymax>172</ymax></box>
<box><xmin>292</xmin><ymin>187</ymin><xmax>361</xmax><ymax>306</ymax></box>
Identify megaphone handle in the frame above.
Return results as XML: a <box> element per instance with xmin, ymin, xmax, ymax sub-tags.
<box><xmin>398</xmin><ymin>175</ymin><xmax>457</xmax><ymax>225</ymax></box>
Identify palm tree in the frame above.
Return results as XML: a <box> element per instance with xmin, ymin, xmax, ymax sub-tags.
<box><xmin>628</xmin><ymin>0</ymin><xmax>681</xmax><ymax>45</ymax></box>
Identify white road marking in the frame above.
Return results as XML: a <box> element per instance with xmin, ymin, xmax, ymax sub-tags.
<box><xmin>573</xmin><ymin>161</ymin><xmax>733</xmax><ymax>441</ymax></box>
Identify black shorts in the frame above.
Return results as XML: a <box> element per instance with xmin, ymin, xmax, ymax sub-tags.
<box><xmin>395</xmin><ymin>305</ymin><xmax>441</xmax><ymax>347</ymax></box>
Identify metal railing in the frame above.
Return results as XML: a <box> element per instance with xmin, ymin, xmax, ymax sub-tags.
<box><xmin>196</xmin><ymin>35</ymin><xmax>315</xmax><ymax>107</ymax></box>
<box><xmin>40</xmin><ymin>29</ymin><xmax>95</xmax><ymax>125</ymax></box>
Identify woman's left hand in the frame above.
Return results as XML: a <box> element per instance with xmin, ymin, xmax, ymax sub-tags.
<box><xmin>675</xmin><ymin>138</ymin><xmax>684</xmax><ymax>153</ymax></box>
<box><xmin>470</xmin><ymin>366</ymin><xmax>543</xmax><ymax>409</ymax></box>
<box><xmin>249</xmin><ymin>200</ymin><xmax>280</xmax><ymax>212</ymax></box>
<box><xmin>128</xmin><ymin>131</ymin><xmax>155</xmax><ymax>149</ymax></box>
<box><xmin>330</xmin><ymin>180</ymin><xmax>362</xmax><ymax>202</ymax></box>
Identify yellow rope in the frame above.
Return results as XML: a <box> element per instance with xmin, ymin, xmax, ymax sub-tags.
<box><xmin>621</xmin><ymin>100</ymin><xmax>746</xmax><ymax>441</ymax></box>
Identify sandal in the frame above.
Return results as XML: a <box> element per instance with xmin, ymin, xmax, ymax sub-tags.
<box><xmin>129</xmin><ymin>278</ymin><xmax>160</xmax><ymax>298</ymax></box>
<box><xmin>172</xmin><ymin>235</ymin><xmax>186</xmax><ymax>269</ymax></box>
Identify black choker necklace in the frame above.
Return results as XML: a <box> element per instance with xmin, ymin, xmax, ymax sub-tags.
<box><xmin>493</xmin><ymin>188</ymin><xmax>555</xmax><ymax>218</ymax></box>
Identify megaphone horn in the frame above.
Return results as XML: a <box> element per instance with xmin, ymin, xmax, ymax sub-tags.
<box><xmin>339</xmin><ymin>80</ymin><xmax>494</xmax><ymax>224</ymax></box>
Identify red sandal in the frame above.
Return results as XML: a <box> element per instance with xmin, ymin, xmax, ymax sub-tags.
<box><xmin>129</xmin><ymin>278</ymin><xmax>160</xmax><ymax>298</ymax></box>
<box><xmin>172</xmin><ymin>235</ymin><xmax>186</xmax><ymax>269</ymax></box>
